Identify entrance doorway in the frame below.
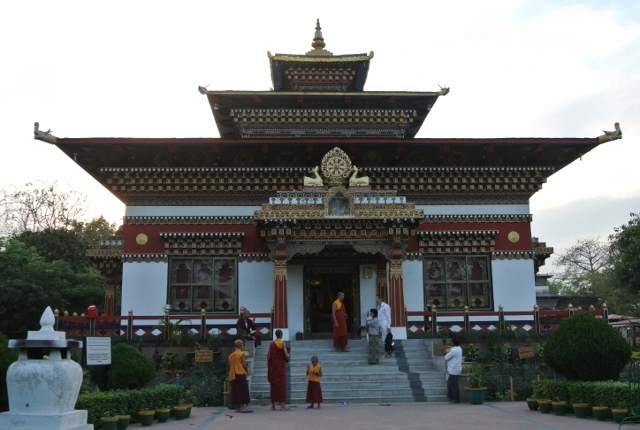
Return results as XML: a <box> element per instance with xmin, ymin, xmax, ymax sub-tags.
<box><xmin>304</xmin><ymin>266</ymin><xmax>360</xmax><ymax>339</ymax></box>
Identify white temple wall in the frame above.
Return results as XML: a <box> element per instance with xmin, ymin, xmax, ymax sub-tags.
<box><xmin>359</xmin><ymin>264</ymin><xmax>378</xmax><ymax>321</ymax></box>
<box><xmin>491</xmin><ymin>258</ymin><xmax>536</xmax><ymax>312</ymax></box>
<box><xmin>238</xmin><ymin>261</ymin><xmax>274</xmax><ymax>316</ymax></box>
<box><xmin>121</xmin><ymin>261</ymin><xmax>168</xmax><ymax>316</ymax></box>
<box><xmin>403</xmin><ymin>260</ymin><xmax>424</xmax><ymax>313</ymax></box>
<box><xmin>286</xmin><ymin>265</ymin><xmax>304</xmax><ymax>341</ymax></box>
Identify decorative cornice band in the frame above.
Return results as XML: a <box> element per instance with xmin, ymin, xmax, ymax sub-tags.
<box><xmin>123</xmin><ymin>254</ymin><xmax>168</xmax><ymax>263</ymax></box>
<box><xmin>491</xmin><ymin>251</ymin><xmax>535</xmax><ymax>260</ymax></box>
<box><xmin>421</xmin><ymin>214</ymin><xmax>532</xmax><ymax>223</ymax></box>
<box><xmin>125</xmin><ymin>216</ymin><xmax>254</xmax><ymax>225</ymax></box>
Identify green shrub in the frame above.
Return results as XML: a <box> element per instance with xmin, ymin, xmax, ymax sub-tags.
<box><xmin>181</xmin><ymin>367</ymin><xmax>225</xmax><ymax>406</ymax></box>
<box><xmin>76</xmin><ymin>384</ymin><xmax>183</xmax><ymax>427</ymax></box>
<box><xmin>89</xmin><ymin>343</ymin><xmax>155</xmax><ymax>391</ymax></box>
<box><xmin>544</xmin><ymin>313</ymin><xmax>631</xmax><ymax>381</ymax></box>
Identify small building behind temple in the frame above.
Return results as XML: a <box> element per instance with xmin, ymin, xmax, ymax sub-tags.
<box><xmin>37</xmin><ymin>21</ymin><xmax>621</xmax><ymax>341</ymax></box>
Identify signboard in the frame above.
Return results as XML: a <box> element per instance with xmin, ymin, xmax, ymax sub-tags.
<box><xmin>518</xmin><ymin>346</ymin><xmax>534</xmax><ymax>359</ymax></box>
<box><xmin>195</xmin><ymin>350</ymin><xmax>214</xmax><ymax>363</ymax></box>
<box><xmin>85</xmin><ymin>337</ymin><xmax>112</xmax><ymax>365</ymax></box>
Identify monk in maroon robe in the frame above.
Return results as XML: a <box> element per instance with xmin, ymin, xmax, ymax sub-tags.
<box><xmin>267</xmin><ymin>329</ymin><xmax>290</xmax><ymax>410</ymax></box>
<box><xmin>332</xmin><ymin>291</ymin><xmax>348</xmax><ymax>352</ymax></box>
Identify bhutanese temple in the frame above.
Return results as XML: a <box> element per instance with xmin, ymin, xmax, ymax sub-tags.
<box><xmin>36</xmin><ymin>20</ymin><xmax>622</xmax><ymax>341</ymax></box>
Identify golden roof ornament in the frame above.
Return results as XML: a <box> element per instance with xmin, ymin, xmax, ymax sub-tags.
<box><xmin>321</xmin><ymin>147</ymin><xmax>352</xmax><ymax>186</ymax></box>
<box><xmin>306</xmin><ymin>19</ymin><xmax>333</xmax><ymax>57</ymax></box>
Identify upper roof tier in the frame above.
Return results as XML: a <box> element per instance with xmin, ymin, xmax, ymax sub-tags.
<box><xmin>267</xmin><ymin>19</ymin><xmax>374</xmax><ymax>92</ymax></box>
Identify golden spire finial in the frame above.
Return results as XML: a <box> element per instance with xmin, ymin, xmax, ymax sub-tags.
<box><xmin>306</xmin><ymin>19</ymin><xmax>333</xmax><ymax>56</ymax></box>
<box><xmin>311</xmin><ymin>19</ymin><xmax>326</xmax><ymax>50</ymax></box>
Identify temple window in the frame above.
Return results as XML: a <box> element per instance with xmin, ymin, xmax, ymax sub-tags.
<box><xmin>423</xmin><ymin>256</ymin><xmax>492</xmax><ymax>310</ymax></box>
<box><xmin>168</xmin><ymin>258</ymin><xmax>237</xmax><ymax>313</ymax></box>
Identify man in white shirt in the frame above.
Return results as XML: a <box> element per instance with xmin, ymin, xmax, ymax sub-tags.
<box><xmin>375</xmin><ymin>295</ymin><xmax>392</xmax><ymax>356</ymax></box>
<box><xmin>444</xmin><ymin>336</ymin><xmax>462</xmax><ymax>403</ymax></box>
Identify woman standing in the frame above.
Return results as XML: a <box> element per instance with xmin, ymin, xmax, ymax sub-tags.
<box><xmin>366</xmin><ymin>308</ymin><xmax>380</xmax><ymax>364</ymax></box>
<box><xmin>236</xmin><ymin>308</ymin><xmax>262</xmax><ymax>347</ymax></box>
<box><xmin>267</xmin><ymin>329</ymin><xmax>290</xmax><ymax>411</ymax></box>
<box><xmin>228</xmin><ymin>339</ymin><xmax>252</xmax><ymax>413</ymax></box>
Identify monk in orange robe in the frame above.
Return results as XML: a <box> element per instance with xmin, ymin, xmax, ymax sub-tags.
<box><xmin>228</xmin><ymin>339</ymin><xmax>252</xmax><ymax>413</ymax></box>
<box><xmin>332</xmin><ymin>291</ymin><xmax>348</xmax><ymax>352</ymax></box>
<box><xmin>267</xmin><ymin>329</ymin><xmax>290</xmax><ymax>411</ymax></box>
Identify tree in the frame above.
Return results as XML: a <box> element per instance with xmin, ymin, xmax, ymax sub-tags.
<box><xmin>89</xmin><ymin>343</ymin><xmax>155</xmax><ymax>391</ymax></box>
<box><xmin>553</xmin><ymin>237</ymin><xmax>610</xmax><ymax>295</ymax></box>
<box><xmin>0</xmin><ymin>181</ymin><xmax>88</xmax><ymax>237</ymax></box>
<box><xmin>608</xmin><ymin>212</ymin><xmax>640</xmax><ymax>295</ymax></box>
<box><xmin>544</xmin><ymin>312</ymin><xmax>631</xmax><ymax>381</ymax></box>
<box><xmin>0</xmin><ymin>239</ymin><xmax>105</xmax><ymax>335</ymax></box>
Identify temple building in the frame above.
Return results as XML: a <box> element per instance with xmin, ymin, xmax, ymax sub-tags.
<box><xmin>37</xmin><ymin>21</ymin><xmax>621</xmax><ymax>341</ymax></box>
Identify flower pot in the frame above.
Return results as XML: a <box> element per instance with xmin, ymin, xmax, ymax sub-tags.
<box><xmin>172</xmin><ymin>406</ymin><xmax>188</xmax><ymax>420</ymax></box>
<box><xmin>526</xmin><ymin>398</ymin><xmax>539</xmax><ymax>411</ymax></box>
<box><xmin>464</xmin><ymin>387</ymin><xmax>487</xmax><ymax>404</ymax></box>
<box><xmin>116</xmin><ymin>415</ymin><xmax>131</xmax><ymax>430</ymax></box>
<box><xmin>138</xmin><ymin>411</ymin><xmax>155</xmax><ymax>427</ymax></box>
<box><xmin>100</xmin><ymin>417</ymin><xmax>118</xmax><ymax>430</ymax></box>
<box><xmin>572</xmin><ymin>403</ymin><xmax>589</xmax><ymax>418</ymax></box>
<box><xmin>537</xmin><ymin>399</ymin><xmax>552</xmax><ymax>414</ymax></box>
<box><xmin>155</xmin><ymin>409</ymin><xmax>171</xmax><ymax>423</ymax></box>
<box><xmin>182</xmin><ymin>404</ymin><xmax>193</xmax><ymax>418</ymax></box>
<box><xmin>592</xmin><ymin>406</ymin><xmax>608</xmax><ymax>421</ymax></box>
<box><xmin>552</xmin><ymin>401</ymin><xmax>567</xmax><ymax>416</ymax></box>
<box><xmin>612</xmin><ymin>408</ymin><xmax>630</xmax><ymax>423</ymax></box>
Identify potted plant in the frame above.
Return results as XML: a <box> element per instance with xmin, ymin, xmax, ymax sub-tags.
<box><xmin>182</xmin><ymin>389</ymin><xmax>196</xmax><ymax>418</ymax></box>
<box><xmin>612</xmin><ymin>402</ymin><xmax>630</xmax><ymax>424</ymax></box>
<box><xmin>172</xmin><ymin>405</ymin><xmax>189</xmax><ymax>420</ymax></box>
<box><xmin>463</xmin><ymin>362</ymin><xmax>487</xmax><ymax>404</ymax></box>
<box><xmin>100</xmin><ymin>412</ymin><xmax>119</xmax><ymax>430</ymax></box>
<box><xmin>526</xmin><ymin>397</ymin><xmax>539</xmax><ymax>411</ymax></box>
<box><xmin>592</xmin><ymin>405</ymin><xmax>609</xmax><ymax>421</ymax></box>
<box><xmin>155</xmin><ymin>407</ymin><xmax>171</xmax><ymax>423</ymax></box>
<box><xmin>437</xmin><ymin>326</ymin><xmax>451</xmax><ymax>354</ymax></box>
<box><xmin>138</xmin><ymin>410</ymin><xmax>155</xmax><ymax>427</ymax></box>
<box><xmin>551</xmin><ymin>398</ymin><xmax>568</xmax><ymax>416</ymax></box>
<box><xmin>571</xmin><ymin>400</ymin><xmax>589</xmax><ymax>419</ymax></box>
<box><xmin>116</xmin><ymin>414</ymin><xmax>131</xmax><ymax>430</ymax></box>
<box><xmin>537</xmin><ymin>399</ymin><xmax>552</xmax><ymax>414</ymax></box>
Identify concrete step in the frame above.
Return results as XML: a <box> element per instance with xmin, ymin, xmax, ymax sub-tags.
<box><xmin>250</xmin><ymin>339</ymin><xmax>447</xmax><ymax>404</ymax></box>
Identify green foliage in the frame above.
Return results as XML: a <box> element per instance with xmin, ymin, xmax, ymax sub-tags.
<box><xmin>544</xmin><ymin>313</ymin><xmax>631</xmax><ymax>381</ymax></box>
<box><xmin>609</xmin><ymin>213</ymin><xmax>640</xmax><ymax>313</ymax></box>
<box><xmin>468</xmin><ymin>362</ymin><xmax>483</xmax><ymax>388</ymax></box>
<box><xmin>0</xmin><ymin>333</ymin><xmax>18</xmax><ymax>412</ymax></box>
<box><xmin>531</xmin><ymin>379</ymin><xmax>630</xmax><ymax>406</ymax></box>
<box><xmin>0</xmin><ymin>239</ymin><xmax>104</xmax><ymax>334</ymax></box>
<box><xmin>181</xmin><ymin>367</ymin><xmax>225</xmax><ymax>406</ymax></box>
<box><xmin>76</xmin><ymin>384</ymin><xmax>183</xmax><ymax>427</ymax></box>
<box><xmin>437</xmin><ymin>325</ymin><xmax>449</xmax><ymax>344</ymax></box>
<box><xmin>89</xmin><ymin>343</ymin><xmax>155</xmax><ymax>391</ymax></box>
<box><xmin>155</xmin><ymin>318</ymin><xmax>192</xmax><ymax>348</ymax></box>
<box><xmin>465</xmin><ymin>343</ymin><xmax>480</xmax><ymax>362</ymax></box>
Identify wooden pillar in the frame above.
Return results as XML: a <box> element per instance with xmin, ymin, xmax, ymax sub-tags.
<box><xmin>388</xmin><ymin>258</ymin><xmax>406</xmax><ymax>327</ymax></box>
<box><xmin>273</xmin><ymin>257</ymin><xmax>288</xmax><ymax>330</ymax></box>
<box><xmin>104</xmin><ymin>270</ymin><xmax>115</xmax><ymax>316</ymax></box>
<box><xmin>376</xmin><ymin>258</ymin><xmax>388</xmax><ymax>302</ymax></box>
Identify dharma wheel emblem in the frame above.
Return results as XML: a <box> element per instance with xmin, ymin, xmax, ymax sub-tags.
<box><xmin>321</xmin><ymin>147</ymin><xmax>352</xmax><ymax>186</ymax></box>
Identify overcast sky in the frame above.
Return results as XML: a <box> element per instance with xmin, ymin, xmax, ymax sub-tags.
<box><xmin>1</xmin><ymin>1</ymin><xmax>639</xmax><ymax>272</ymax></box>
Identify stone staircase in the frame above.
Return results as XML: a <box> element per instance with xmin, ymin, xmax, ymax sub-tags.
<box><xmin>250</xmin><ymin>339</ymin><xmax>447</xmax><ymax>405</ymax></box>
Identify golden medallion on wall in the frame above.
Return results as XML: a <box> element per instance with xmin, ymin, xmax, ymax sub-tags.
<box><xmin>507</xmin><ymin>231</ymin><xmax>520</xmax><ymax>243</ymax></box>
<box><xmin>136</xmin><ymin>233</ymin><xmax>149</xmax><ymax>245</ymax></box>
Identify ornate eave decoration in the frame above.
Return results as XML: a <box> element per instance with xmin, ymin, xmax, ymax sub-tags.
<box><xmin>125</xmin><ymin>216</ymin><xmax>254</xmax><ymax>225</ymax></box>
<box><xmin>123</xmin><ymin>254</ymin><xmax>168</xmax><ymax>263</ymax></box>
<box><xmin>421</xmin><ymin>214</ymin><xmax>533</xmax><ymax>224</ymax></box>
<box><xmin>491</xmin><ymin>251</ymin><xmax>535</xmax><ymax>260</ymax></box>
<box><xmin>418</xmin><ymin>230</ymin><xmax>498</xmax><ymax>254</ymax></box>
<box><xmin>160</xmin><ymin>232</ymin><xmax>244</xmax><ymax>256</ymax></box>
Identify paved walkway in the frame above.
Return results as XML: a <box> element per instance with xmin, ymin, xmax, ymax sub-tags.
<box><xmin>146</xmin><ymin>402</ymin><xmax>627</xmax><ymax>430</ymax></box>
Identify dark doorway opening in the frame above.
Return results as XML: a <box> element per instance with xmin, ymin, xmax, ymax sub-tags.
<box><xmin>304</xmin><ymin>267</ymin><xmax>359</xmax><ymax>339</ymax></box>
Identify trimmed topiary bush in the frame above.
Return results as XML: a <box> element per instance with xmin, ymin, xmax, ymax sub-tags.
<box><xmin>89</xmin><ymin>343</ymin><xmax>155</xmax><ymax>391</ymax></box>
<box><xmin>544</xmin><ymin>313</ymin><xmax>631</xmax><ymax>381</ymax></box>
